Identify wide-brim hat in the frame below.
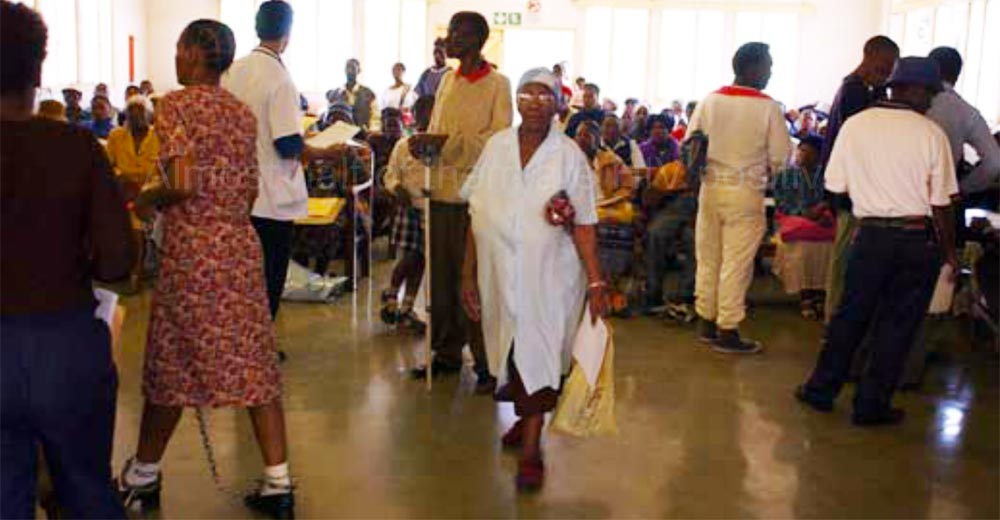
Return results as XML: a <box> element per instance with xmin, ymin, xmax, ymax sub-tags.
<box><xmin>887</xmin><ymin>57</ymin><xmax>944</xmax><ymax>93</ymax></box>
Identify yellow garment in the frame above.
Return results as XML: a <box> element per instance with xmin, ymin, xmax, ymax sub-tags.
<box><xmin>694</xmin><ymin>185</ymin><xmax>766</xmax><ymax>330</ymax></box>
<box><xmin>105</xmin><ymin>126</ymin><xmax>160</xmax><ymax>185</ymax></box>
<box><xmin>594</xmin><ymin>150</ymin><xmax>635</xmax><ymax>224</ymax></box>
<box><xmin>427</xmin><ymin>69</ymin><xmax>512</xmax><ymax>203</ymax></box>
<box><xmin>650</xmin><ymin>160</ymin><xmax>689</xmax><ymax>193</ymax></box>
<box><xmin>550</xmin><ymin>326</ymin><xmax>617</xmax><ymax>438</ymax></box>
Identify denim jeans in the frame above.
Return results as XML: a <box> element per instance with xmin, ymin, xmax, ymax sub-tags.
<box><xmin>1</xmin><ymin>308</ymin><xmax>125</xmax><ymax>519</ymax></box>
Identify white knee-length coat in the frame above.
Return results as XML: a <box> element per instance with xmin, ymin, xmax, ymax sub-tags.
<box><xmin>460</xmin><ymin>125</ymin><xmax>598</xmax><ymax>395</ymax></box>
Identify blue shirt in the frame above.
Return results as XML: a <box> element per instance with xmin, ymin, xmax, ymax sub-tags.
<box><xmin>82</xmin><ymin>118</ymin><xmax>113</xmax><ymax>139</ymax></box>
<box><xmin>774</xmin><ymin>165</ymin><xmax>825</xmax><ymax>216</ymax></box>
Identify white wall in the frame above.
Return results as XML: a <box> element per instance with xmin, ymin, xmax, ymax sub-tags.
<box><xmin>144</xmin><ymin>0</ymin><xmax>220</xmax><ymax>89</ymax></box>
<box><xmin>111</xmin><ymin>0</ymin><xmax>146</xmax><ymax>91</ymax></box>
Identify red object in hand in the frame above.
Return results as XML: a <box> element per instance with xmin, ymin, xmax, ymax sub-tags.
<box><xmin>545</xmin><ymin>190</ymin><xmax>575</xmax><ymax>232</ymax></box>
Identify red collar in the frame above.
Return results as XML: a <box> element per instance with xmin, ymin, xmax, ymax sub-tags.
<box><xmin>456</xmin><ymin>60</ymin><xmax>492</xmax><ymax>83</ymax></box>
<box><xmin>715</xmin><ymin>85</ymin><xmax>771</xmax><ymax>100</ymax></box>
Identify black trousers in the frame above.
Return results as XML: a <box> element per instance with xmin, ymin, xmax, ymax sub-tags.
<box><xmin>252</xmin><ymin>216</ymin><xmax>294</xmax><ymax>320</ymax></box>
<box><xmin>429</xmin><ymin>202</ymin><xmax>487</xmax><ymax>373</ymax></box>
<box><xmin>804</xmin><ymin>224</ymin><xmax>941</xmax><ymax>416</ymax></box>
<box><xmin>1</xmin><ymin>308</ymin><xmax>125</xmax><ymax>519</ymax></box>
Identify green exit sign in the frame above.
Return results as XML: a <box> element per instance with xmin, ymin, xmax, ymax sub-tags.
<box><xmin>493</xmin><ymin>12</ymin><xmax>522</xmax><ymax>26</ymax></box>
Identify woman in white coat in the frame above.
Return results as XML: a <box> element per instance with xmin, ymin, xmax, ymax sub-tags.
<box><xmin>460</xmin><ymin>68</ymin><xmax>609</xmax><ymax>491</ymax></box>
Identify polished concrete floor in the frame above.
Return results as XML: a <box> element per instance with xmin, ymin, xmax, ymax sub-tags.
<box><xmin>110</xmin><ymin>261</ymin><xmax>1000</xmax><ymax>519</ymax></box>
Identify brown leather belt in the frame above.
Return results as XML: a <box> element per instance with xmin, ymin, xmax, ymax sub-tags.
<box><xmin>859</xmin><ymin>216</ymin><xmax>931</xmax><ymax>230</ymax></box>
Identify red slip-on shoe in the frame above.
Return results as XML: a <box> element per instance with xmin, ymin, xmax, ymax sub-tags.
<box><xmin>515</xmin><ymin>457</ymin><xmax>545</xmax><ymax>492</ymax></box>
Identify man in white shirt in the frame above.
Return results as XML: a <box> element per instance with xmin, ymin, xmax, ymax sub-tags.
<box><xmin>926</xmin><ymin>46</ymin><xmax>1000</xmax><ymax>195</ymax></box>
<box><xmin>686</xmin><ymin>42</ymin><xmax>792</xmax><ymax>353</ymax></box>
<box><xmin>796</xmin><ymin>57</ymin><xmax>959</xmax><ymax>427</ymax></box>
<box><xmin>223</xmin><ymin>0</ymin><xmax>346</xmax><ymax>326</ymax></box>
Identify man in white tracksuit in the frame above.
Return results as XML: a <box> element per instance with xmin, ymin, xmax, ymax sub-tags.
<box><xmin>687</xmin><ymin>42</ymin><xmax>792</xmax><ymax>353</ymax></box>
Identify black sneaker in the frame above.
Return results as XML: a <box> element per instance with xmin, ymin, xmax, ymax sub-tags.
<box><xmin>475</xmin><ymin>371</ymin><xmax>497</xmax><ymax>395</ymax></box>
<box><xmin>410</xmin><ymin>359</ymin><xmax>462</xmax><ymax>379</ymax></box>
<box><xmin>852</xmin><ymin>408</ymin><xmax>906</xmax><ymax>427</ymax></box>
<box><xmin>116</xmin><ymin>459</ymin><xmax>162</xmax><ymax>513</ymax></box>
<box><xmin>245</xmin><ymin>484</ymin><xmax>295</xmax><ymax>520</ymax></box>
<box><xmin>794</xmin><ymin>385</ymin><xmax>834</xmax><ymax>412</ymax></box>
<box><xmin>379</xmin><ymin>292</ymin><xmax>399</xmax><ymax>325</ymax></box>
<box><xmin>697</xmin><ymin>318</ymin><xmax>718</xmax><ymax>344</ymax></box>
<box><xmin>397</xmin><ymin>309</ymin><xmax>426</xmax><ymax>334</ymax></box>
<box><xmin>712</xmin><ymin>329</ymin><xmax>763</xmax><ymax>354</ymax></box>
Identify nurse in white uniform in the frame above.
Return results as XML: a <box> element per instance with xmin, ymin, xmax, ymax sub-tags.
<box><xmin>460</xmin><ymin>68</ymin><xmax>609</xmax><ymax>491</ymax></box>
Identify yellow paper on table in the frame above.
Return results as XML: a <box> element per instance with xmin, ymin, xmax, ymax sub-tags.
<box><xmin>295</xmin><ymin>197</ymin><xmax>347</xmax><ymax>226</ymax></box>
<box><xmin>550</xmin><ymin>317</ymin><xmax>618</xmax><ymax>437</ymax></box>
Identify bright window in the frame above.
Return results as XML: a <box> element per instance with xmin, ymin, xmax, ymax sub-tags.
<box><xmin>363</xmin><ymin>0</ymin><xmax>401</xmax><ymax>94</ymax></box>
<box><xmin>892</xmin><ymin>0</ymin><xmax>1000</xmax><ymax>125</ymax></box>
<box><xmin>221</xmin><ymin>0</ymin><xmax>422</xmax><ymax>96</ymax></box>
<box><xmin>582</xmin><ymin>7</ymin><xmax>649</xmax><ymax>106</ymax></box>
<box><xmin>35</xmin><ymin>0</ymin><xmax>79</xmax><ymax>89</ymax></box>
<box><xmin>651</xmin><ymin>7</ymin><xmax>800</xmax><ymax>110</ymax></box>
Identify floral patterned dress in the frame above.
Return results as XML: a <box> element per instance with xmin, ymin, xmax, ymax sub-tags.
<box><xmin>143</xmin><ymin>85</ymin><xmax>281</xmax><ymax>407</ymax></box>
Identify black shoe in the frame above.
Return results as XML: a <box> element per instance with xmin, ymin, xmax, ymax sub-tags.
<box><xmin>117</xmin><ymin>460</ymin><xmax>162</xmax><ymax>512</ymax></box>
<box><xmin>410</xmin><ymin>359</ymin><xmax>462</xmax><ymax>379</ymax></box>
<box><xmin>278</xmin><ymin>350</ymin><xmax>288</xmax><ymax>363</ymax></box>
<box><xmin>397</xmin><ymin>309</ymin><xmax>427</xmax><ymax>334</ymax></box>
<box><xmin>380</xmin><ymin>290</ymin><xmax>399</xmax><ymax>325</ymax></box>
<box><xmin>245</xmin><ymin>486</ymin><xmax>295</xmax><ymax>520</ymax></box>
<box><xmin>697</xmin><ymin>318</ymin><xmax>718</xmax><ymax>344</ymax></box>
<box><xmin>474</xmin><ymin>371</ymin><xmax>497</xmax><ymax>395</ymax></box>
<box><xmin>712</xmin><ymin>329</ymin><xmax>763</xmax><ymax>354</ymax></box>
<box><xmin>380</xmin><ymin>305</ymin><xmax>399</xmax><ymax>325</ymax></box>
<box><xmin>852</xmin><ymin>408</ymin><xmax>906</xmax><ymax>427</ymax></box>
<box><xmin>794</xmin><ymin>385</ymin><xmax>834</xmax><ymax>412</ymax></box>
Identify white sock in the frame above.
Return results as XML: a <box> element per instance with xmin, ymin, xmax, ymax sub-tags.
<box><xmin>124</xmin><ymin>458</ymin><xmax>160</xmax><ymax>487</ymax></box>
<box><xmin>261</xmin><ymin>463</ymin><xmax>292</xmax><ymax>495</ymax></box>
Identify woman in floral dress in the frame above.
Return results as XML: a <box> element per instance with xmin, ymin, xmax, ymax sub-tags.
<box><xmin>117</xmin><ymin>19</ymin><xmax>293</xmax><ymax>519</ymax></box>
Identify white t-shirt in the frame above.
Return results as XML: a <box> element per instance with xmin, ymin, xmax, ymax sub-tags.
<box><xmin>222</xmin><ymin>47</ymin><xmax>308</xmax><ymax>221</ymax></box>
<box><xmin>381</xmin><ymin>84</ymin><xmax>417</xmax><ymax>111</ymax></box>
<box><xmin>825</xmin><ymin>106</ymin><xmax>958</xmax><ymax>218</ymax></box>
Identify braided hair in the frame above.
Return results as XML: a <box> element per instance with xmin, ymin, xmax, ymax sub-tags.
<box><xmin>180</xmin><ymin>19</ymin><xmax>237</xmax><ymax>75</ymax></box>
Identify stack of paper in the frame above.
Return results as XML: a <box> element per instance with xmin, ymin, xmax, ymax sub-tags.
<box><xmin>305</xmin><ymin>121</ymin><xmax>361</xmax><ymax>149</ymax></box>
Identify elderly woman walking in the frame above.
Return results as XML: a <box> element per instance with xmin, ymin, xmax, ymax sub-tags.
<box><xmin>116</xmin><ymin>20</ymin><xmax>294</xmax><ymax>519</ymax></box>
<box><xmin>461</xmin><ymin>68</ymin><xmax>609</xmax><ymax>491</ymax></box>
